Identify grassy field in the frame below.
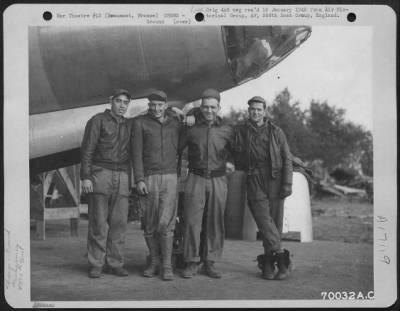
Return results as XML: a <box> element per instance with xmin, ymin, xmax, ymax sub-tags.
<box><xmin>310</xmin><ymin>197</ymin><xmax>373</xmax><ymax>244</ymax></box>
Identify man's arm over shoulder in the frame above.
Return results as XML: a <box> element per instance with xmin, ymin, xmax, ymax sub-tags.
<box><xmin>80</xmin><ymin>115</ymin><xmax>101</xmax><ymax>181</ymax></box>
<box><xmin>166</xmin><ymin>107</ymin><xmax>184</xmax><ymax>122</ymax></box>
<box><xmin>183</xmin><ymin>106</ymin><xmax>201</xmax><ymax>127</ymax></box>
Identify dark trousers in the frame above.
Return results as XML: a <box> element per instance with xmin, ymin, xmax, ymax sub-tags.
<box><xmin>247</xmin><ymin>168</ymin><xmax>284</xmax><ymax>253</ymax></box>
<box><xmin>248</xmin><ymin>198</ymin><xmax>283</xmax><ymax>253</ymax></box>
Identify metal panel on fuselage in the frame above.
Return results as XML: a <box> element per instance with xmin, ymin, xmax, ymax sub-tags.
<box><xmin>29</xmin><ymin>26</ymin><xmax>234</xmax><ymax>115</ymax></box>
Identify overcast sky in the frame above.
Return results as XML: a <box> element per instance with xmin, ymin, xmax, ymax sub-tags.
<box><xmin>219</xmin><ymin>26</ymin><xmax>372</xmax><ymax>130</ymax></box>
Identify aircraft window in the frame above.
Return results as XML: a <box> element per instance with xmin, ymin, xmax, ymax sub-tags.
<box><xmin>233</xmin><ymin>38</ymin><xmax>272</xmax><ymax>81</ymax></box>
<box><xmin>224</xmin><ymin>26</ymin><xmax>275</xmax><ymax>83</ymax></box>
<box><xmin>224</xmin><ymin>26</ymin><xmax>311</xmax><ymax>84</ymax></box>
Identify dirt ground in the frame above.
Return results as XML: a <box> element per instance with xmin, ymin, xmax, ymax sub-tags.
<box><xmin>28</xmin><ymin>196</ymin><xmax>374</xmax><ymax>305</ymax></box>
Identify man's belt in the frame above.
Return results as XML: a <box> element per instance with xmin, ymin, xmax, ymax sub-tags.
<box><xmin>93</xmin><ymin>162</ymin><xmax>129</xmax><ymax>172</ymax></box>
<box><xmin>189</xmin><ymin>168</ymin><xmax>226</xmax><ymax>179</ymax></box>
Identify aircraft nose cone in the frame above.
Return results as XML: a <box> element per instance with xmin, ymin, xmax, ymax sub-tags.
<box><xmin>223</xmin><ymin>26</ymin><xmax>312</xmax><ymax>83</ymax></box>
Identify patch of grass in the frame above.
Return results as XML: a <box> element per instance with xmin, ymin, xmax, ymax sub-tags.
<box><xmin>311</xmin><ymin>197</ymin><xmax>373</xmax><ymax>244</ymax></box>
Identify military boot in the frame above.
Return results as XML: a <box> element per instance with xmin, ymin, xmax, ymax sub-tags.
<box><xmin>143</xmin><ymin>236</ymin><xmax>161</xmax><ymax>277</ymax></box>
<box><xmin>262</xmin><ymin>252</ymin><xmax>276</xmax><ymax>280</ymax></box>
<box><xmin>204</xmin><ymin>261</ymin><xmax>222</xmax><ymax>279</ymax></box>
<box><xmin>275</xmin><ymin>251</ymin><xmax>289</xmax><ymax>280</ymax></box>
<box><xmin>182</xmin><ymin>262</ymin><xmax>198</xmax><ymax>279</ymax></box>
<box><xmin>160</xmin><ymin>235</ymin><xmax>174</xmax><ymax>281</ymax></box>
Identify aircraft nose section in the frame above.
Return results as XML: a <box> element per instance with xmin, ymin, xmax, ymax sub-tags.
<box><xmin>223</xmin><ymin>26</ymin><xmax>312</xmax><ymax>84</ymax></box>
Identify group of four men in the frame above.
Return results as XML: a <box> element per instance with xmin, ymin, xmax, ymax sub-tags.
<box><xmin>80</xmin><ymin>88</ymin><xmax>293</xmax><ymax>282</ymax></box>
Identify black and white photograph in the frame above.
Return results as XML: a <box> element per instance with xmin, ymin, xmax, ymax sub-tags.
<box><xmin>3</xmin><ymin>4</ymin><xmax>397</xmax><ymax>308</ymax></box>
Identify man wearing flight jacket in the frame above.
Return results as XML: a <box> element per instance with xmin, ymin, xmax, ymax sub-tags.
<box><xmin>131</xmin><ymin>90</ymin><xmax>181</xmax><ymax>281</ymax></box>
<box><xmin>235</xmin><ymin>96</ymin><xmax>293</xmax><ymax>280</ymax></box>
<box><xmin>178</xmin><ymin>88</ymin><xmax>235</xmax><ymax>279</ymax></box>
<box><xmin>80</xmin><ymin>89</ymin><xmax>131</xmax><ymax>279</ymax></box>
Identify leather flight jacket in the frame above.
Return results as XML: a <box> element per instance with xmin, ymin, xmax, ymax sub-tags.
<box><xmin>235</xmin><ymin>119</ymin><xmax>293</xmax><ymax>186</ymax></box>
<box><xmin>80</xmin><ymin>109</ymin><xmax>131</xmax><ymax>181</ymax></box>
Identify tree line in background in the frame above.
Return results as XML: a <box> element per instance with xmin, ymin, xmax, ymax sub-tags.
<box><xmin>223</xmin><ymin>88</ymin><xmax>373</xmax><ymax>177</ymax></box>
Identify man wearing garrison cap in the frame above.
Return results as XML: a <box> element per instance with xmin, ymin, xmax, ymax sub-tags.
<box><xmin>81</xmin><ymin>88</ymin><xmax>132</xmax><ymax>278</ymax></box>
<box><xmin>235</xmin><ymin>95</ymin><xmax>293</xmax><ymax>280</ymax></box>
<box><xmin>178</xmin><ymin>88</ymin><xmax>235</xmax><ymax>279</ymax></box>
<box><xmin>131</xmin><ymin>89</ymin><xmax>181</xmax><ymax>281</ymax></box>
